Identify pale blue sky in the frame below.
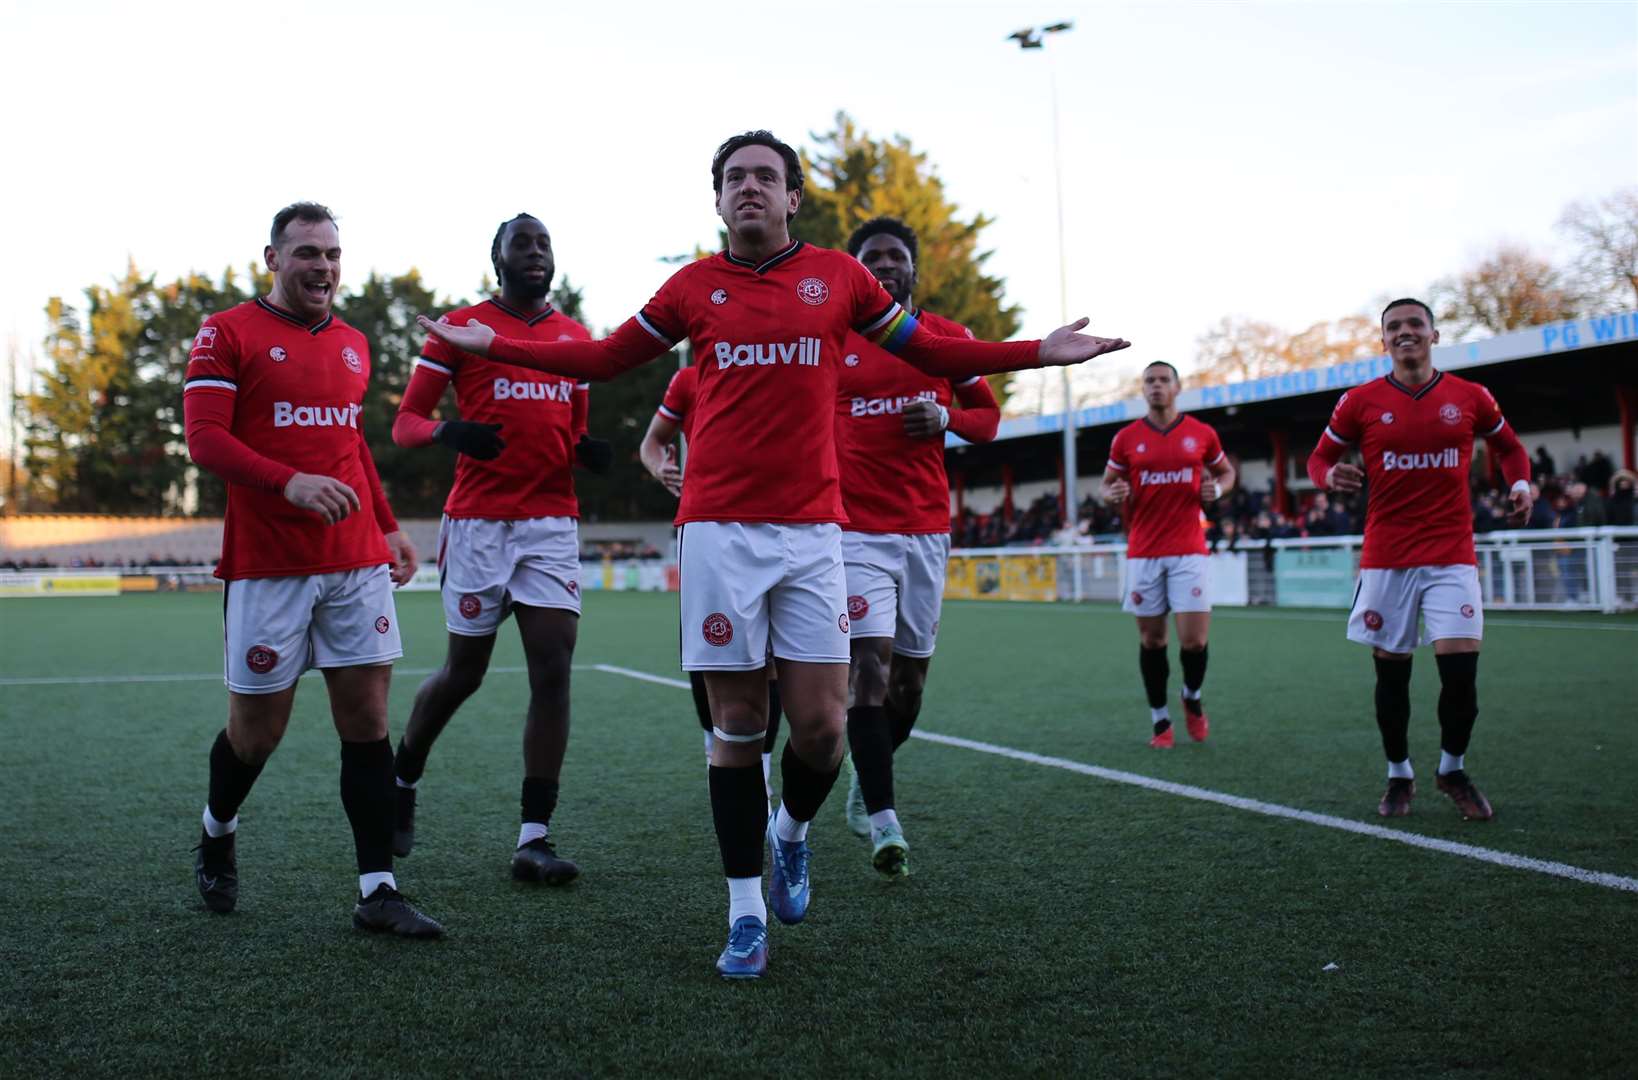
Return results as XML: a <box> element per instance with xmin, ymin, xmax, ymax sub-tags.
<box><xmin>2</xmin><ymin>0</ymin><xmax>1633</xmax><ymax>414</ymax></box>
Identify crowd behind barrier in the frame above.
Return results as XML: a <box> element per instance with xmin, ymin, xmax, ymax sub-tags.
<box><xmin>952</xmin><ymin>449</ymin><xmax>1637</xmax><ymax>550</ymax></box>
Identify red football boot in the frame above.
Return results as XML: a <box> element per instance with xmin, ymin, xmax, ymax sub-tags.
<box><xmin>1181</xmin><ymin>692</ymin><xmax>1209</xmax><ymax>742</ymax></box>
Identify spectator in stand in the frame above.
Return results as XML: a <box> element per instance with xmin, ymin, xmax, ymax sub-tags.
<box><xmin>1532</xmin><ymin>446</ymin><xmax>1556</xmax><ymax>484</ymax></box>
<box><xmin>1304</xmin><ymin>492</ymin><xmax>1339</xmax><ymax>536</ymax></box>
<box><xmin>1582</xmin><ymin>450</ymin><xmax>1615</xmax><ymax>494</ymax></box>
<box><xmin>1609</xmin><ymin>470</ymin><xmax>1637</xmax><ymax>526</ymax></box>
<box><xmin>1570</xmin><ymin>481</ymin><xmax>1606</xmax><ymax>527</ymax></box>
<box><xmin>1525</xmin><ymin>483</ymin><xmax>1556</xmax><ymax>529</ymax></box>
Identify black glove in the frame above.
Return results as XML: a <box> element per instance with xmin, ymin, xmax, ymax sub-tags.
<box><xmin>435</xmin><ymin>420</ymin><xmax>505</xmax><ymax>460</ymax></box>
<box><xmin>575</xmin><ymin>434</ymin><xmax>613</xmax><ymax>474</ymax></box>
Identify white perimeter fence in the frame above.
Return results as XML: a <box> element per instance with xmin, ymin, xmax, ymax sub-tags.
<box><xmin>948</xmin><ymin>527</ymin><xmax>1638</xmax><ymax>613</ymax></box>
<box><xmin>4</xmin><ymin>528</ymin><xmax>1636</xmax><ymax>613</ymax></box>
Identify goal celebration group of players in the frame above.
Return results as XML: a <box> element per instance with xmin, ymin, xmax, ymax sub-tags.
<box><xmin>181</xmin><ymin>130</ymin><xmax>1533</xmax><ymax>979</ymax></box>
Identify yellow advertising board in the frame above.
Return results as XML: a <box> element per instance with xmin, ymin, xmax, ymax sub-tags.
<box><xmin>0</xmin><ymin>574</ymin><xmax>122</xmax><ymax>597</ymax></box>
<box><xmin>943</xmin><ymin>554</ymin><xmax>1057</xmax><ymax>602</ymax></box>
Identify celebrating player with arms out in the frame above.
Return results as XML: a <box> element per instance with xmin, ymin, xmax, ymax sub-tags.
<box><xmin>420</xmin><ymin>130</ymin><xmax>1129</xmax><ymax>980</ymax></box>
<box><xmin>833</xmin><ymin>216</ymin><xmax>1000</xmax><ymax>878</ymax></box>
<box><xmin>183</xmin><ymin>202</ymin><xmax>441</xmax><ymax>936</ymax></box>
<box><xmin>1102</xmin><ymin>361</ymin><xmax>1235</xmax><ymax>747</ymax></box>
<box><xmin>1308</xmin><ymin>299</ymin><xmax>1529</xmax><ymax>820</ymax></box>
<box><xmin>639</xmin><ymin>363</ymin><xmax>785</xmax><ymax>797</ymax></box>
<box><xmin>390</xmin><ymin>213</ymin><xmax>611</xmax><ymax>884</ymax></box>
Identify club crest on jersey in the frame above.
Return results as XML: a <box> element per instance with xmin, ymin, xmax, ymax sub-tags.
<box><xmin>711</xmin><ymin>289</ymin><xmax>729</xmax><ymax>305</ymax></box>
<box><xmin>341</xmin><ymin>346</ymin><xmax>362</xmax><ymax>373</ymax></box>
<box><xmin>1440</xmin><ymin>403</ymin><xmax>1462</xmax><ymax>425</ymax></box>
<box><xmin>1363</xmin><ymin>610</ymin><xmax>1384</xmax><ymax>631</ymax></box>
<box><xmin>1381</xmin><ymin>411</ymin><xmax>1394</xmax><ymax>425</ymax></box>
<box><xmin>1136</xmin><ymin>443</ymin><xmax>1147</xmax><ymax>453</ymax></box>
<box><xmin>796</xmin><ymin>277</ymin><xmax>829</xmax><ymax>306</ymax></box>
<box><xmin>847</xmin><ymin>595</ymin><xmax>869</xmax><ymax>620</ymax></box>
<box><xmin>374</xmin><ymin>616</ymin><xmax>390</xmax><ymax>634</ymax></box>
<box><xmin>1460</xmin><ymin>603</ymin><xmax>1475</xmax><ymax>619</ymax></box>
<box><xmin>458</xmin><ymin>594</ymin><xmax>482</xmax><ymax>619</ymax></box>
<box><xmin>245</xmin><ymin>644</ymin><xmax>278</xmax><ymax>674</ymax></box>
<box><xmin>702</xmin><ymin>612</ymin><xmax>733</xmax><ymax>647</ymax></box>
<box><xmin>194</xmin><ymin>326</ymin><xmax>217</xmax><ymax>349</ymax></box>
<box><xmin>1182</xmin><ymin>436</ymin><xmax>1197</xmax><ymax>452</ymax></box>
<box><xmin>844</xmin><ymin>353</ymin><xmax>860</xmax><ymax>367</ymax></box>
<box><xmin>269</xmin><ymin>347</ymin><xmax>287</xmax><ymax>363</ymax></box>
<box><xmin>838</xmin><ymin>613</ymin><xmax>850</xmax><ymax>633</ymax></box>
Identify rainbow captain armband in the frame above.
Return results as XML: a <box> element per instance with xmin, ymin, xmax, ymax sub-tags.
<box><xmin>860</xmin><ymin>303</ymin><xmax>920</xmax><ymax>353</ymax></box>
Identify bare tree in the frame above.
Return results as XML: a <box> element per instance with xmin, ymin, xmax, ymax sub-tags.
<box><xmin>1558</xmin><ymin>188</ymin><xmax>1638</xmax><ymax>312</ymax></box>
<box><xmin>1428</xmin><ymin>244</ymin><xmax>1580</xmax><ymax>340</ymax></box>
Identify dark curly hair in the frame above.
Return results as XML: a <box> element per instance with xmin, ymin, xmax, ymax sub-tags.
<box><xmin>846</xmin><ymin>216</ymin><xmax>918</xmax><ymax>265</ymax></box>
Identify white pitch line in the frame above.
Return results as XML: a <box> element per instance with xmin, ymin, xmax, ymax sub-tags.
<box><xmin>589</xmin><ymin>662</ymin><xmax>691</xmax><ymax>690</ymax></box>
<box><xmin>585</xmin><ymin>664</ymin><xmax>1638</xmax><ymax>895</ymax></box>
<box><xmin>912</xmin><ymin>731</ymin><xmax>1638</xmax><ymax>894</ymax></box>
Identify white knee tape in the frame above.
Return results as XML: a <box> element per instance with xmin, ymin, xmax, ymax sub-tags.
<box><xmin>712</xmin><ymin>726</ymin><xmax>767</xmax><ymax>744</ymax></box>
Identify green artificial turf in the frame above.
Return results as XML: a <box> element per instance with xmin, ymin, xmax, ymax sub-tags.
<box><xmin>2</xmin><ymin>591</ymin><xmax>1634</xmax><ymax>1078</ymax></box>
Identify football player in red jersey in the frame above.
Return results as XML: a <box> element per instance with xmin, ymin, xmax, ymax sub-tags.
<box><xmin>639</xmin><ymin>362</ymin><xmax>784</xmax><ymax>797</ymax></box>
<box><xmin>420</xmin><ymin>130</ymin><xmax>1130</xmax><ymax>979</ymax></box>
<box><xmin>1101</xmin><ymin>362</ymin><xmax>1235</xmax><ymax>748</ymax></box>
<box><xmin>833</xmin><ymin>216</ymin><xmax>1001</xmax><ymax>878</ymax></box>
<box><xmin>389</xmin><ymin>213</ymin><xmax>611</xmax><ymax>885</ymax></box>
<box><xmin>182</xmin><ymin>202</ymin><xmax>441</xmax><ymax>937</ymax></box>
<box><xmin>1308</xmin><ymin>298</ymin><xmax>1530</xmax><ymax>820</ymax></box>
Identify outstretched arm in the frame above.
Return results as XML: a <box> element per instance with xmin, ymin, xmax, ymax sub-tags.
<box><xmin>890</xmin><ymin>316</ymin><xmax>1128</xmax><ymax>380</ymax></box>
<box><xmin>416</xmin><ymin>315</ymin><xmax>669</xmax><ymax>381</ymax></box>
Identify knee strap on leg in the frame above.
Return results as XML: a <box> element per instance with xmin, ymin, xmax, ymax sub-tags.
<box><xmin>712</xmin><ymin>726</ymin><xmax>768</xmax><ymax>744</ymax></box>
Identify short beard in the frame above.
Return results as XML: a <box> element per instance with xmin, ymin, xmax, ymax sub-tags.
<box><xmin>501</xmin><ymin>271</ymin><xmax>553</xmax><ymax>302</ymax></box>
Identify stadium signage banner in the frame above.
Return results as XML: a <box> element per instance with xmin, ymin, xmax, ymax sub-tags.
<box><xmin>965</xmin><ymin>308</ymin><xmax>1638</xmax><ymax>447</ymax></box>
<box><xmin>1272</xmin><ymin>548</ymin><xmax>1357</xmax><ymax>608</ymax></box>
<box><xmin>0</xmin><ymin>574</ymin><xmax>122</xmax><ymax>597</ymax></box>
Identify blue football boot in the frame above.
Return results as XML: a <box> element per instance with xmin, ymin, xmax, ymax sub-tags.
<box><xmin>715</xmin><ymin>915</ymin><xmax>769</xmax><ymax>980</ymax></box>
<box><xmin>766</xmin><ymin>813</ymin><xmax>812</xmax><ymax>925</ymax></box>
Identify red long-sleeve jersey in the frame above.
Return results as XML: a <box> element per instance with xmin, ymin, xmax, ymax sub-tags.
<box><xmin>1307</xmin><ymin>370</ymin><xmax>1529</xmax><ymax>568</ymax></box>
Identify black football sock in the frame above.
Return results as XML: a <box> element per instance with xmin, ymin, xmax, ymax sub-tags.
<box><xmin>779</xmin><ymin>741</ymin><xmax>842</xmax><ymax>823</ymax></box>
<box><xmin>846</xmin><ymin>705</ymin><xmax>895</xmax><ymax>813</ymax></box>
<box><xmin>1180</xmin><ymin>646</ymin><xmax>1208</xmax><ymax>710</ymax></box>
<box><xmin>689</xmin><ymin>671</ymin><xmax>713</xmax><ymax>734</ymax></box>
<box><xmin>521</xmin><ymin>776</ymin><xmax>558</xmax><ymax>828</ymax></box>
<box><xmin>1140</xmin><ymin>645</ymin><xmax>1170</xmax><ymax>730</ymax></box>
<box><xmin>886</xmin><ymin>691</ymin><xmax>923</xmax><ymax>752</ymax></box>
<box><xmin>393</xmin><ymin>735</ymin><xmax>429</xmax><ymax>786</ymax></box>
<box><xmin>1434</xmin><ymin>652</ymin><xmax>1480</xmax><ymax>761</ymax></box>
<box><xmin>207</xmin><ymin>728</ymin><xmax>267</xmax><ymax>825</ymax></box>
<box><xmin>764</xmin><ymin>681</ymin><xmax>783</xmax><ymax>754</ymax></box>
<box><xmin>340</xmin><ymin>737</ymin><xmax>395</xmax><ymax>875</ymax></box>
<box><xmin>1373</xmin><ymin>655</ymin><xmax>1414</xmax><ymax>764</ymax></box>
<box><xmin>708</xmin><ymin>765</ymin><xmax>767</xmax><ymax>878</ymax></box>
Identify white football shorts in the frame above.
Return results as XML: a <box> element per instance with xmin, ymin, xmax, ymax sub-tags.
<box><xmin>842</xmin><ymin>531</ymin><xmax>950</xmax><ymax>658</ymax></box>
<box><xmin>223</xmin><ymin>564</ymin><xmax>402</xmax><ymax>694</ymax></box>
<box><xmin>678</xmin><ymin>521</ymin><xmax>850</xmax><ymax>671</ymax></box>
<box><xmin>1121</xmin><ymin>554</ymin><xmax>1211</xmax><ymax>617</ymax></box>
<box><xmin>438</xmin><ymin>515</ymin><xmax>581</xmax><ymax>635</ymax></box>
<box><xmin>1347</xmin><ymin>564</ymin><xmax>1484</xmax><ymax>653</ymax></box>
